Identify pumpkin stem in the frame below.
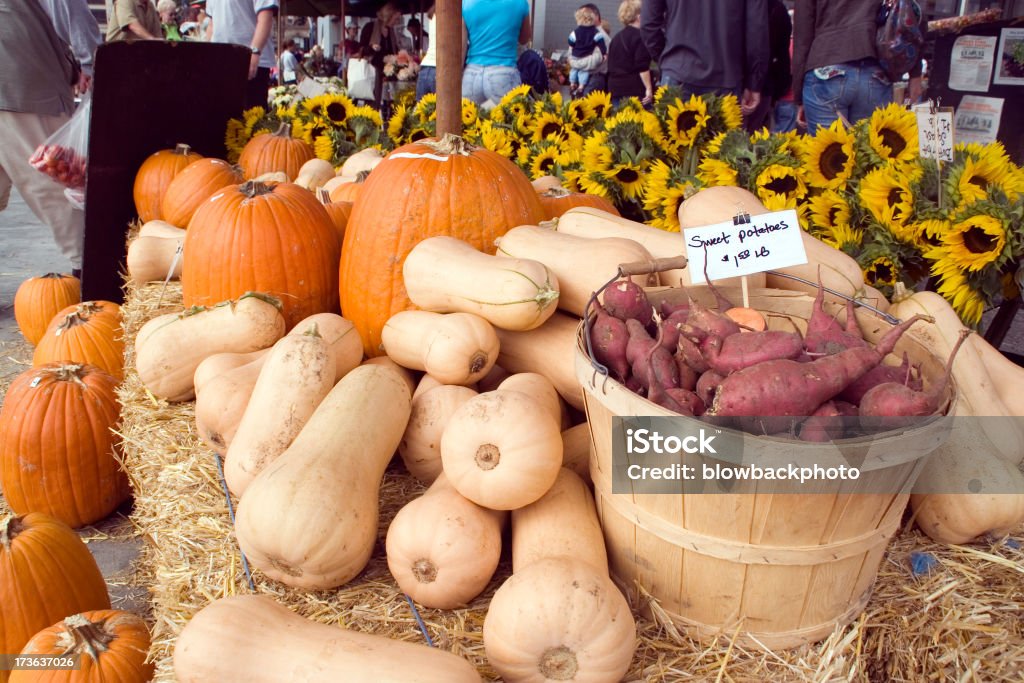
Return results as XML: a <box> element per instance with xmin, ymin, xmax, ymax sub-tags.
<box><xmin>56</xmin><ymin>302</ymin><xmax>104</xmax><ymax>333</ymax></box>
<box><xmin>57</xmin><ymin>614</ymin><xmax>114</xmax><ymax>661</ymax></box>
<box><xmin>412</xmin><ymin>558</ymin><xmax>438</xmax><ymax>584</ymax></box>
<box><xmin>424</xmin><ymin>133</ymin><xmax>475</xmax><ymax>157</ymax></box>
<box><xmin>273</xmin><ymin>121</ymin><xmax>293</xmax><ymax>139</ymax></box>
<box><xmin>40</xmin><ymin>363</ymin><xmax>89</xmax><ymax>386</ymax></box>
<box><xmin>541</xmin><ymin>187</ymin><xmax>572</xmax><ymax>199</ymax></box>
<box><xmin>468</xmin><ymin>351</ymin><xmax>489</xmax><ymax>376</ymax></box>
<box><xmin>302</xmin><ymin>322</ymin><xmax>321</xmax><ymax>338</ymax></box>
<box><xmin>174</xmin><ymin>143</ymin><xmax>193</xmax><ymax>156</ymax></box>
<box><xmin>234</xmin><ymin>291</ymin><xmax>284</xmax><ymax>310</ymax></box>
<box><xmin>537</xmin><ymin>219</ymin><xmax>559</xmax><ymax>230</ymax></box>
<box><xmin>353</xmin><ymin>169</ymin><xmax>371</xmax><ymax>183</ymax></box>
<box><xmin>0</xmin><ymin>515</ymin><xmax>23</xmax><ymax>551</ymax></box>
<box><xmin>41</xmin><ymin>272</ymin><xmax>70</xmax><ymax>280</ymax></box>
<box><xmin>316</xmin><ymin>187</ymin><xmax>331</xmax><ymax>205</ymax></box>
<box><xmin>475</xmin><ymin>444</ymin><xmax>500</xmax><ymax>471</ymax></box>
<box><xmin>890</xmin><ymin>281</ymin><xmax>912</xmax><ymax>304</ymax></box>
<box><xmin>240</xmin><ymin>180</ymin><xmax>275</xmax><ymax>199</ymax></box>
<box><xmin>539</xmin><ymin>646</ymin><xmax>579</xmax><ymax>681</ymax></box>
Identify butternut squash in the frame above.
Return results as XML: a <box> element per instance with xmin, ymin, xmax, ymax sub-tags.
<box><xmin>340</xmin><ymin>147</ymin><xmax>384</xmax><ymax>177</ymax></box>
<box><xmin>385</xmin><ymin>473</ymin><xmax>505</xmax><ymax>609</ymax></box>
<box><xmin>511</xmin><ymin>468</ymin><xmax>607</xmax><ymax>573</ymax></box>
<box><xmin>440</xmin><ymin>389</ymin><xmax>563</xmax><ymax>510</ymax></box>
<box><xmin>135</xmin><ymin>292</ymin><xmax>286</xmax><ymax>402</ymax></box>
<box><xmin>399</xmin><ymin>384</ymin><xmax>478</xmax><ymax>484</ymax></box>
<box><xmin>531</xmin><ymin>175</ymin><xmax>565</xmax><ymax>193</ymax></box>
<box><xmin>404</xmin><ymin>237</ymin><xmax>561</xmax><ymax>331</ymax></box>
<box><xmin>494</xmin><ymin>226</ymin><xmax>657</xmax><ymax>317</ymax></box>
<box><xmin>498</xmin><ymin>372</ymin><xmax>568</xmax><ymax>430</ymax></box>
<box><xmin>126</xmin><ymin>234</ymin><xmax>183</xmax><ymax>286</ymax></box>
<box><xmin>483</xmin><ymin>558</ymin><xmax>636</xmax><ymax>683</ymax></box>
<box><xmin>174</xmin><ymin>594</ymin><xmax>481</xmax><ymax>683</ymax></box>
<box><xmin>224</xmin><ymin>324</ymin><xmax>336</xmax><ymax>496</ymax></box>
<box><xmin>362</xmin><ymin>356</ymin><xmax>418</xmax><ymax>395</ymax></box>
<box><xmin>294</xmin><ymin>158</ymin><xmax>336</xmax><ymax>190</ymax></box>
<box><xmin>138</xmin><ymin>220</ymin><xmax>187</xmax><ymax>239</ymax></box>
<box><xmin>412</xmin><ymin>373</ymin><xmax>445</xmax><ymax>401</ymax></box>
<box><xmin>911</xmin><ymin>413</ymin><xmax>1024</xmax><ymax>543</ymax></box>
<box><xmin>677</xmin><ymin>185</ymin><xmax>769</xmax><ymax>229</ymax></box>
<box><xmin>321</xmin><ymin>174</ymin><xmax>354</xmax><ymax>196</ymax></box>
<box><xmin>192</xmin><ymin>348</ymin><xmax>267</xmax><ymax>395</ymax></box>
<box><xmin>477</xmin><ymin>364</ymin><xmax>511</xmax><ymax>393</ymax></box>
<box><xmin>494</xmin><ymin>312</ymin><xmax>584</xmax><ymax>411</ymax></box>
<box><xmin>765</xmin><ymin>230</ymin><xmax>868</xmax><ymax>302</ymax></box>
<box><xmin>560</xmin><ymin>423</ymin><xmax>591</xmax><ymax>482</ymax></box>
<box><xmin>234</xmin><ymin>364</ymin><xmax>412</xmax><ymax>589</ymax></box>
<box><xmin>382</xmin><ymin>311</ymin><xmax>499</xmax><ymax>386</ymax></box>
<box><xmin>856</xmin><ymin>284</ymin><xmax>891</xmax><ymax>313</ymax></box>
<box><xmin>889</xmin><ymin>288</ymin><xmax>1024</xmax><ymax>464</ymax></box>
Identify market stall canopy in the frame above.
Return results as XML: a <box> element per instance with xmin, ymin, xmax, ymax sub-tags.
<box><xmin>280</xmin><ymin>0</ymin><xmax>420</xmax><ymax>16</ymax></box>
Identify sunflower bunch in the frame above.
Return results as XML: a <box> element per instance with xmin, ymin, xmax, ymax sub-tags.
<box><xmin>224</xmin><ymin>105</ymin><xmax>296</xmax><ymax>162</ymax></box>
<box><xmin>386</xmin><ymin>93</ymin><xmax>438</xmax><ymax>146</ymax></box>
<box><xmin>641</xmin><ymin>159</ymin><xmax>701</xmax><ymax>232</ymax></box>
<box><xmin>525</xmin><ymin>94</ymin><xmax>585</xmax><ymax>154</ymax></box>
<box><xmin>697</xmin><ymin>127</ymin><xmax>808</xmax><ymax>212</ymax></box>
<box><xmin>570</xmin><ymin>108</ymin><xmax>666</xmax><ymax>219</ymax></box>
<box><xmin>651</xmin><ymin>87</ymin><xmax>743</xmax><ymax>170</ymax></box>
<box><xmin>516</xmin><ymin>138</ymin><xmax>583</xmax><ymax>184</ymax></box>
<box><xmin>489</xmin><ymin>85</ymin><xmax>537</xmax><ymax>140</ymax></box>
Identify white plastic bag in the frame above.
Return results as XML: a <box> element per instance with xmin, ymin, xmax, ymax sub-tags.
<box><xmin>346</xmin><ymin>58</ymin><xmax>377</xmax><ymax>101</ymax></box>
<box><xmin>29</xmin><ymin>93</ymin><xmax>91</xmax><ymax>190</ymax></box>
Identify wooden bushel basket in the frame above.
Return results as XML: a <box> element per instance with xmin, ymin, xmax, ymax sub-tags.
<box><xmin>575</xmin><ymin>286</ymin><xmax>956</xmax><ymax>650</ymax></box>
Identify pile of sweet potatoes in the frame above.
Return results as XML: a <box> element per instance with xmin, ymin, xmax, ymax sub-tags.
<box><xmin>588</xmin><ymin>279</ymin><xmax>966</xmax><ymax>440</ymax></box>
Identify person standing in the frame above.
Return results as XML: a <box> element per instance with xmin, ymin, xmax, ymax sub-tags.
<box><xmin>792</xmin><ymin>0</ymin><xmax>893</xmax><ymax>133</ymax></box>
<box><xmin>415</xmin><ymin>6</ymin><xmax>437</xmax><ymax>99</ymax></box>
<box><xmin>0</xmin><ymin>0</ymin><xmax>86</xmax><ymax>276</ymax></box>
<box><xmin>280</xmin><ymin>38</ymin><xmax>300</xmax><ymax>84</ymax></box>
<box><xmin>461</xmin><ymin>0</ymin><xmax>531</xmax><ymax>107</ymax></box>
<box><xmin>567</xmin><ymin>6</ymin><xmax>607</xmax><ymax>97</ymax></box>
<box><xmin>579</xmin><ymin>3</ymin><xmax>610</xmax><ymax>96</ymax></box>
<box><xmin>641</xmin><ymin>0</ymin><xmax>767</xmax><ymax>118</ymax></box>
<box><xmin>359</xmin><ymin>3</ymin><xmax>400</xmax><ymax>109</ymax></box>
<box><xmin>606</xmin><ymin>0</ymin><xmax>653</xmax><ymax>106</ymax></box>
<box><xmin>205</xmin><ymin>0</ymin><xmax>278</xmax><ymax>110</ymax></box>
<box><xmin>106</xmin><ymin>0</ymin><xmax>163</xmax><ymax>41</ymax></box>
<box><xmin>38</xmin><ymin>0</ymin><xmax>102</xmax><ymax>94</ymax></box>
<box><xmin>746</xmin><ymin>0</ymin><xmax>791</xmax><ymax>132</ymax></box>
<box><xmin>158</xmin><ymin>0</ymin><xmax>183</xmax><ymax>40</ymax></box>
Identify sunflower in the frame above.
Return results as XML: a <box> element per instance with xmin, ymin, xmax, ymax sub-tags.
<box><xmin>754</xmin><ymin>163</ymin><xmax>806</xmax><ymax>210</ymax></box>
<box><xmin>299</xmin><ymin>95</ymin><xmax>328</xmax><ymax>121</ymax></box>
<box><xmin>566</xmin><ymin>99</ymin><xmax>588</xmax><ymax>127</ymax></box>
<box><xmin>500</xmin><ymin>84</ymin><xmax>533</xmax><ymax>106</ymax></box>
<box><xmin>718</xmin><ymin>94</ymin><xmax>743</xmax><ymax>131</ymax></box>
<box><xmin>387</xmin><ymin>104</ymin><xmax>413</xmax><ymax>145</ymax></box>
<box><xmin>351</xmin><ymin>105</ymin><xmax>383</xmax><ymax>128</ymax></box>
<box><xmin>914</xmin><ymin>218</ymin><xmax>949</xmax><ymax>251</ymax></box>
<box><xmin>697</xmin><ymin>157</ymin><xmax>738</xmax><ymax>187</ymax></box>
<box><xmin>858</xmin><ymin>167</ymin><xmax>915</xmax><ymax>241</ymax></box>
<box><xmin>946</xmin><ymin>149</ymin><xmax>1019</xmax><ymax>207</ymax></box>
<box><xmin>531</xmin><ymin>111</ymin><xmax>567</xmax><ymax>143</ymax></box>
<box><xmin>939</xmin><ymin>212</ymin><xmax>1008</xmax><ymax>272</ymax></box>
<box><xmin>576</xmin><ymin>171</ymin><xmax>614</xmax><ymax>199</ymax></box>
<box><xmin>243</xmin><ymin>106</ymin><xmax>266</xmax><ymax>131</ymax></box>
<box><xmin>224</xmin><ymin>119</ymin><xmax>247</xmax><ymax>162</ymax></box>
<box><xmin>580</xmin><ymin>90</ymin><xmax>612</xmax><ymax>121</ymax></box>
<box><xmin>804</xmin><ymin>119</ymin><xmax>855</xmax><ymax>190</ymax></box>
<box><xmin>489</xmin><ymin>104</ymin><xmax>509</xmax><ymax>125</ymax></box>
<box><xmin>313</xmin><ymin>135</ymin><xmax>334</xmax><ymax>161</ymax></box>
<box><xmin>606</xmin><ymin>108</ymin><xmax>666</xmax><ymax>151</ymax></box>
<box><xmin>866</xmin><ymin>102</ymin><xmax>918</xmax><ymax>166</ymax></box>
<box><xmin>581</xmin><ymin>131</ymin><xmax>614</xmax><ymax>173</ymax></box>
<box><xmin>301</xmin><ymin>119</ymin><xmax>332</xmax><ymax>147</ymax></box>
<box><xmin>603</xmin><ymin>163</ymin><xmax>646</xmax><ymax>199</ymax></box>
<box><xmin>863</xmin><ymin>255</ymin><xmax>899</xmax><ymax>288</ymax></box>
<box><xmin>821</xmin><ymin>222</ymin><xmax>864</xmax><ymax>250</ymax></box>
<box><xmin>930</xmin><ymin>261</ymin><xmax>985</xmax><ymax>325</ymax></box>
<box><xmin>704</xmin><ymin>131</ymin><xmax>728</xmax><ymax>156</ymax></box>
<box><xmin>664</xmin><ymin>95</ymin><xmax>710</xmax><ymax>149</ymax></box>
<box><xmin>477</xmin><ymin>121</ymin><xmax>516</xmax><ymax>159</ymax></box>
<box><xmin>461</xmin><ymin>99</ymin><xmax>479</xmax><ymax>128</ymax></box>
<box><xmin>642</xmin><ymin>159</ymin><xmax>699</xmax><ymax>232</ymax></box>
<box><xmin>807</xmin><ymin>190</ymin><xmax>852</xmax><ymax>233</ymax></box>
<box><xmin>527</xmin><ymin>145</ymin><xmax>561</xmax><ymax>179</ymax></box>
<box><xmin>320</xmin><ymin>93</ymin><xmax>353</xmax><ymax>127</ymax></box>
<box><xmin>414</xmin><ymin>93</ymin><xmax>438</xmax><ymax>122</ymax></box>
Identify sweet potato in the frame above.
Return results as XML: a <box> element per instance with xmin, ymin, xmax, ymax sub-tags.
<box><xmin>589</xmin><ymin>302</ymin><xmax>630</xmax><ymax>380</ymax></box>
<box><xmin>702</xmin><ymin>330</ymin><xmax>804</xmax><ymax>374</ymax></box>
<box><xmin>685</xmin><ymin>298</ymin><xmax>740</xmax><ymax>341</ymax></box>
<box><xmin>798</xmin><ymin>401</ymin><xmax>843</xmax><ymax>442</ymax></box>
<box><xmin>675</xmin><ymin>357</ymin><xmax>698</xmax><ymax>392</ymax></box>
<box><xmin>725</xmin><ymin>307</ymin><xmax>767</xmax><ymax>331</ymax></box>
<box><xmin>838</xmin><ymin>352</ymin><xmax>922</xmax><ymax>405</ymax></box>
<box><xmin>804</xmin><ymin>277</ymin><xmax>867</xmax><ymax>355</ymax></box>
<box><xmin>603</xmin><ymin>279</ymin><xmax>653</xmax><ymax>326</ymax></box>
<box><xmin>859</xmin><ymin>330</ymin><xmax>969</xmax><ymax>418</ymax></box>
<box><xmin>708</xmin><ymin>314</ymin><xmax>931</xmax><ymax>418</ymax></box>
<box><xmin>644</xmin><ymin>328</ymin><xmax>685</xmax><ymax>412</ymax></box>
<box><xmin>659</xmin><ymin>299</ymin><xmax>689</xmax><ymax>319</ymax></box>
<box><xmin>695</xmin><ymin>369</ymin><xmax>724</xmax><ymax>407</ymax></box>
<box><xmin>658</xmin><ymin>308</ymin><xmax>690</xmax><ymax>351</ymax></box>
<box><xmin>675</xmin><ymin>334</ymin><xmax>710</xmax><ymax>374</ymax></box>
<box><xmin>666</xmin><ymin>387</ymin><xmax>705</xmax><ymax>416</ymax></box>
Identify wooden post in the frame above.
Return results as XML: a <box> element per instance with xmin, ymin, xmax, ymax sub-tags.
<box><xmin>435</xmin><ymin>0</ymin><xmax>462</xmax><ymax>137</ymax></box>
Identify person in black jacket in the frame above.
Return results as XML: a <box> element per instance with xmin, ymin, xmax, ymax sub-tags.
<box><xmin>607</xmin><ymin>0</ymin><xmax>653</xmax><ymax>106</ymax></box>
<box><xmin>641</xmin><ymin>0</ymin><xmax>767</xmax><ymax>119</ymax></box>
<box><xmin>746</xmin><ymin>0</ymin><xmax>792</xmax><ymax>131</ymax></box>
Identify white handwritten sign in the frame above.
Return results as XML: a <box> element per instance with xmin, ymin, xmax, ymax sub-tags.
<box><xmin>913</xmin><ymin>103</ymin><xmax>954</xmax><ymax>161</ymax></box>
<box><xmin>682</xmin><ymin>209</ymin><xmax>807</xmax><ymax>285</ymax></box>
<box><xmin>955</xmin><ymin>95</ymin><xmax>1004</xmax><ymax>145</ymax></box>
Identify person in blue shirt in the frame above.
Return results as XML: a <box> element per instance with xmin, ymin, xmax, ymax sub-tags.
<box><xmin>462</xmin><ymin>0</ymin><xmax>531</xmax><ymax>107</ymax></box>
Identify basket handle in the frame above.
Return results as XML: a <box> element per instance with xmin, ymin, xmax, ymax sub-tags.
<box><xmin>618</xmin><ymin>255</ymin><xmax>689</xmax><ymax>277</ymax></box>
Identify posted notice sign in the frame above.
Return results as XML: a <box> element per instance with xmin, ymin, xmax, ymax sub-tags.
<box><xmin>682</xmin><ymin>209</ymin><xmax>807</xmax><ymax>285</ymax></box>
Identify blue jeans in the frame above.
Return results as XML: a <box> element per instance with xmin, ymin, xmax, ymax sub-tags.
<box><xmin>569</xmin><ymin>68</ymin><xmax>591</xmax><ymax>88</ymax></box>
<box><xmin>462</xmin><ymin>64</ymin><xmax>521</xmax><ymax>107</ymax></box>
<box><xmin>416</xmin><ymin>66</ymin><xmax>436</xmax><ymax>100</ymax></box>
<box><xmin>801</xmin><ymin>59</ymin><xmax>892</xmax><ymax>134</ymax></box>
<box><xmin>772</xmin><ymin>100</ymin><xmax>799</xmax><ymax>133</ymax></box>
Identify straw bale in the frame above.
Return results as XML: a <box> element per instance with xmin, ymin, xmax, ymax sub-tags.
<box><xmin>108</xmin><ymin>279</ymin><xmax>1024</xmax><ymax>682</ymax></box>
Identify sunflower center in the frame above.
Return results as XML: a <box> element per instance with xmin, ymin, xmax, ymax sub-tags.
<box><xmin>827</xmin><ymin>207</ymin><xmax>840</xmax><ymax>227</ymax></box>
<box><xmin>821</xmin><ymin>142</ymin><xmax>849</xmax><ymax>180</ymax></box>
<box><xmin>967</xmin><ymin>175</ymin><xmax>989</xmax><ymax>190</ymax></box>
<box><xmin>326</xmin><ymin>102</ymin><xmax>347</xmax><ymax>122</ymax></box>
<box><xmin>962</xmin><ymin>226</ymin><xmax>998</xmax><ymax>254</ymax></box>
<box><xmin>869</xmin><ymin>261</ymin><xmax>893</xmax><ymax>284</ymax></box>
<box><xmin>879</xmin><ymin>127</ymin><xmax>906</xmax><ymax>157</ymax></box>
<box><xmin>541</xmin><ymin>122</ymin><xmax>562</xmax><ymax>138</ymax></box>
<box><xmin>615</xmin><ymin>168</ymin><xmax>640</xmax><ymax>184</ymax></box>
<box><xmin>677</xmin><ymin>111</ymin><xmax>699</xmax><ymax>132</ymax></box>
<box><xmin>410</xmin><ymin>129</ymin><xmax>428</xmax><ymax>142</ymax></box>
<box><xmin>539</xmin><ymin>157</ymin><xmax>555</xmax><ymax>173</ymax></box>
<box><xmin>764</xmin><ymin>174</ymin><xmax>798</xmax><ymax>195</ymax></box>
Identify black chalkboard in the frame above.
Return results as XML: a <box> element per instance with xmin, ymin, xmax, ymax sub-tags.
<box><xmin>928</xmin><ymin>18</ymin><xmax>1024</xmax><ymax>163</ymax></box>
<box><xmin>82</xmin><ymin>40</ymin><xmax>250</xmax><ymax>302</ymax></box>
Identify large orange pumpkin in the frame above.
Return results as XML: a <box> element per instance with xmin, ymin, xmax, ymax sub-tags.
<box><xmin>0</xmin><ymin>513</ymin><xmax>111</xmax><ymax>682</ymax></box>
<box><xmin>182</xmin><ymin>181</ymin><xmax>341</xmax><ymax>329</ymax></box>
<box><xmin>317</xmin><ymin>189</ymin><xmax>352</xmax><ymax>244</ymax></box>
<box><xmin>0</xmin><ymin>364</ymin><xmax>128</xmax><ymax>528</ymax></box>
<box><xmin>161</xmin><ymin>157</ymin><xmax>244</xmax><ymax>229</ymax></box>
<box><xmin>237</xmin><ymin>123</ymin><xmax>314</xmax><ymax>180</ymax></box>
<box><xmin>11</xmin><ymin>611</ymin><xmax>153</xmax><ymax>683</ymax></box>
<box><xmin>538</xmin><ymin>186</ymin><xmax>620</xmax><ymax>221</ymax></box>
<box><xmin>132</xmin><ymin>143</ymin><xmax>202</xmax><ymax>222</ymax></box>
<box><xmin>32</xmin><ymin>301</ymin><xmax>123</xmax><ymax>381</ymax></box>
<box><xmin>339</xmin><ymin>134</ymin><xmax>545</xmax><ymax>356</ymax></box>
<box><xmin>13</xmin><ymin>273</ymin><xmax>81</xmax><ymax>346</ymax></box>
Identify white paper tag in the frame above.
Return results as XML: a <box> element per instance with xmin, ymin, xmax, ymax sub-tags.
<box><xmin>914</xmin><ymin>103</ymin><xmax>955</xmax><ymax>161</ymax></box>
<box><xmin>682</xmin><ymin>209</ymin><xmax>807</xmax><ymax>285</ymax></box>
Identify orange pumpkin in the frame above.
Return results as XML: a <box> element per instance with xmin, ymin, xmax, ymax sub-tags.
<box><xmin>11</xmin><ymin>611</ymin><xmax>153</xmax><ymax>683</ymax></box>
<box><xmin>161</xmin><ymin>158</ymin><xmax>244</xmax><ymax>229</ymax></box>
<box><xmin>182</xmin><ymin>181</ymin><xmax>341</xmax><ymax>329</ymax></box>
<box><xmin>327</xmin><ymin>171</ymin><xmax>369</xmax><ymax>203</ymax></box>
<box><xmin>132</xmin><ymin>143</ymin><xmax>202</xmax><ymax>222</ymax></box>
<box><xmin>32</xmin><ymin>301</ymin><xmax>123</xmax><ymax>381</ymax></box>
<box><xmin>0</xmin><ymin>513</ymin><xmax>111</xmax><ymax>681</ymax></box>
<box><xmin>538</xmin><ymin>186</ymin><xmax>620</xmax><ymax>221</ymax></box>
<box><xmin>13</xmin><ymin>273</ymin><xmax>81</xmax><ymax>346</ymax></box>
<box><xmin>0</xmin><ymin>364</ymin><xmax>128</xmax><ymax>528</ymax></box>
<box><xmin>317</xmin><ymin>189</ymin><xmax>352</xmax><ymax>243</ymax></box>
<box><xmin>339</xmin><ymin>134</ymin><xmax>545</xmax><ymax>356</ymax></box>
<box><xmin>237</xmin><ymin>123</ymin><xmax>314</xmax><ymax>180</ymax></box>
